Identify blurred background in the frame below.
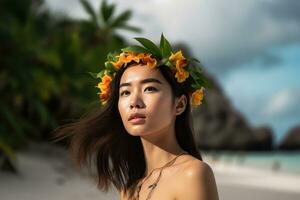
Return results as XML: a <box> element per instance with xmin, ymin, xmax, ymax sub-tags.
<box><xmin>0</xmin><ymin>0</ymin><xmax>299</xmax><ymax>199</ymax></box>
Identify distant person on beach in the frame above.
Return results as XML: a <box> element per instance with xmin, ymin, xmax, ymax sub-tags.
<box><xmin>53</xmin><ymin>34</ymin><xmax>219</xmax><ymax>200</ymax></box>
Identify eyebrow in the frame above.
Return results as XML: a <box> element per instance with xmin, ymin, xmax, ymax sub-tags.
<box><xmin>119</xmin><ymin>78</ymin><xmax>163</xmax><ymax>88</ymax></box>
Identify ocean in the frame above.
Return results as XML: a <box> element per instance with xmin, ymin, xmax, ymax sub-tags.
<box><xmin>201</xmin><ymin>151</ymin><xmax>300</xmax><ymax>175</ymax></box>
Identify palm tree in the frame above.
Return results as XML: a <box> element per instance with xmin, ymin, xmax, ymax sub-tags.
<box><xmin>80</xmin><ymin>0</ymin><xmax>141</xmax><ymax>43</ymax></box>
<box><xmin>0</xmin><ymin>0</ymin><xmax>142</xmax><ymax>172</ymax></box>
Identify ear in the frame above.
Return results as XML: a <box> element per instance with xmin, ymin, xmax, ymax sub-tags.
<box><xmin>175</xmin><ymin>94</ymin><xmax>187</xmax><ymax>116</ymax></box>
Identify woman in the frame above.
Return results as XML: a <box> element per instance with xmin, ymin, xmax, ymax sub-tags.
<box><xmin>53</xmin><ymin>34</ymin><xmax>219</xmax><ymax>200</ymax></box>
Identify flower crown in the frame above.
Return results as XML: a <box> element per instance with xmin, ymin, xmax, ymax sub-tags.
<box><xmin>91</xmin><ymin>34</ymin><xmax>211</xmax><ymax>107</ymax></box>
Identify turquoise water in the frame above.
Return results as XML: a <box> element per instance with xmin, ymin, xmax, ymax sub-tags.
<box><xmin>202</xmin><ymin>151</ymin><xmax>300</xmax><ymax>175</ymax></box>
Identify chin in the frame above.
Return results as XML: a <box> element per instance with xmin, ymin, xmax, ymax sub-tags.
<box><xmin>127</xmin><ymin>132</ymin><xmax>141</xmax><ymax>137</ymax></box>
<box><xmin>126</xmin><ymin>128</ymin><xmax>151</xmax><ymax>137</ymax></box>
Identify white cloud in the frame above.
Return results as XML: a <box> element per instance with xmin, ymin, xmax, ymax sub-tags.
<box><xmin>44</xmin><ymin>0</ymin><xmax>300</xmax><ymax>76</ymax></box>
<box><xmin>261</xmin><ymin>87</ymin><xmax>300</xmax><ymax>118</ymax></box>
<box><xmin>44</xmin><ymin>0</ymin><xmax>300</xmax><ymax>143</ymax></box>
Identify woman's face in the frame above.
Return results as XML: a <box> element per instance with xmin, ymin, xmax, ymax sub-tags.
<box><xmin>118</xmin><ymin>64</ymin><xmax>183</xmax><ymax>137</ymax></box>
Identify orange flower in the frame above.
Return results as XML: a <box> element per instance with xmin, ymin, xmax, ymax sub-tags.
<box><xmin>169</xmin><ymin>50</ymin><xmax>187</xmax><ymax>69</ymax></box>
<box><xmin>96</xmin><ymin>74</ymin><xmax>112</xmax><ymax>103</ymax></box>
<box><xmin>97</xmin><ymin>74</ymin><xmax>112</xmax><ymax>91</ymax></box>
<box><xmin>169</xmin><ymin>50</ymin><xmax>189</xmax><ymax>82</ymax></box>
<box><xmin>99</xmin><ymin>91</ymin><xmax>110</xmax><ymax>104</ymax></box>
<box><xmin>169</xmin><ymin>50</ymin><xmax>185</xmax><ymax>62</ymax></box>
<box><xmin>175</xmin><ymin>58</ymin><xmax>187</xmax><ymax>69</ymax></box>
<box><xmin>141</xmin><ymin>54</ymin><xmax>157</xmax><ymax>68</ymax></box>
<box><xmin>111</xmin><ymin>53</ymin><xmax>125</xmax><ymax>70</ymax></box>
<box><xmin>126</xmin><ymin>52</ymin><xmax>141</xmax><ymax>63</ymax></box>
<box><xmin>175</xmin><ymin>67</ymin><xmax>189</xmax><ymax>82</ymax></box>
<box><xmin>101</xmin><ymin>74</ymin><xmax>112</xmax><ymax>85</ymax></box>
<box><xmin>111</xmin><ymin>52</ymin><xmax>157</xmax><ymax>69</ymax></box>
<box><xmin>190</xmin><ymin>87</ymin><xmax>205</xmax><ymax>107</ymax></box>
<box><xmin>111</xmin><ymin>60</ymin><xmax>122</xmax><ymax>70</ymax></box>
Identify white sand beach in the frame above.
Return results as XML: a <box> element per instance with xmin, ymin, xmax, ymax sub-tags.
<box><xmin>0</xmin><ymin>142</ymin><xmax>299</xmax><ymax>200</ymax></box>
<box><xmin>206</xmin><ymin>157</ymin><xmax>300</xmax><ymax>200</ymax></box>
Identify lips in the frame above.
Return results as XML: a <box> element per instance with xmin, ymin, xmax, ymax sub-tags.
<box><xmin>128</xmin><ymin>113</ymin><xmax>146</xmax><ymax>121</ymax></box>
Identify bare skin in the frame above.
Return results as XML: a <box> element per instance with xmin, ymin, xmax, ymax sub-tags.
<box><xmin>118</xmin><ymin>64</ymin><xmax>219</xmax><ymax>200</ymax></box>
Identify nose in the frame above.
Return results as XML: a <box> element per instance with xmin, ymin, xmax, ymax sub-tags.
<box><xmin>130</xmin><ymin>91</ymin><xmax>144</xmax><ymax>109</ymax></box>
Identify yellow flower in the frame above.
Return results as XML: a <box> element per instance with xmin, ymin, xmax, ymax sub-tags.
<box><xmin>96</xmin><ymin>74</ymin><xmax>112</xmax><ymax>103</ymax></box>
<box><xmin>169</xmin><ymin>50</ymin><xmax>189</xmax><ymax>82</ymax></box>
<box><xmin>111</xmin><ymin>61</ymin><xmax>121</xmax><ymax>70</ymax></box>
<box><xmin>126</xmin><ymin>52</ymin><xmax>141</xmax><ymax>63</ymax></box>
<box><xmin>102</xmin><ymin>74</ymin><xmax>112</xmax><ymax>84</ymax></box>
<box><xmin>111</xmin><ymin>52</ymin><xmax>157</xmax><ymax>69</ymax></box>
<box><xmin>175</xmin><ymin>58</ymin><xmax>187</xmax><ymax>69</ymax></box>
<box><xmin>190</xmin><ymin>87</ymin><xmax>205</xmax><ymax>107</ymax></box>
<box><xmin>111</xmin><ymin>53</ymin><xmax>126</xmax><ymax>70</ymax></box>
<box><xmin>169</xmin><ymin>50</ymin><xmax>186</xmax><ymax>63</ymax></box>
<box><xmin>99</xmin><ymin>91</ymin><xmax>109</xmax><ymax>104</ymax></box>
<box><xmin>175</xmin><ymin>67</ymin><xmax>189</xmax><ymax>82</ymax></box>
<box><xmin>141</xmin><ymin>54</ymin><xmax>157</xmax><ymax>68</ymax></box>
<box><xmin>97</xmin><ymin>74</ymin><xmax>112</xmax><ymax>91</ymax></box>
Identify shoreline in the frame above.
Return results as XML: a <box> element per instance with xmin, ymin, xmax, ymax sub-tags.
<box><xmin>204</xmin><ymin>155</ymin><xmax>300</xmax><ymax>194</ymax></box>
<box><xmin>1</xmin><ymin>143</ymin><xmax>299</xmax><ymax>200</ymax></box>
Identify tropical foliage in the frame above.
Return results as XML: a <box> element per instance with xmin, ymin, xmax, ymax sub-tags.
<box><xmin>0</xmin><ymin>0</ymin><xmax>140</xmax><ymax>171</ymax></box>
<box><xmin>92</xmin><ymin>34</ymin><xmax>212</xmax><ymax>106</ymax></box>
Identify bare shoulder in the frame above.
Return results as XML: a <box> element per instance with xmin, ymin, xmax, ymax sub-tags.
<box><xmin>184</xmin><ymin>159</ymin><xmax>215</xmax><ymax>179</ymax></box>
<box><xmin>174</xmin><ymin>159</ymin><xmax>219</xmax><ymax>200</ymax></box>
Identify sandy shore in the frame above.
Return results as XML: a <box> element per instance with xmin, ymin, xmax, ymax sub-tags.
<box><xmin>207</xmin><ymin>157</ymin><xmax>300</xmax><ymax>200</ymax></box>
<box><xmin>0</xmin><ymin>143</ymin><xmax>299</xmax><ymax>200</ymax></box>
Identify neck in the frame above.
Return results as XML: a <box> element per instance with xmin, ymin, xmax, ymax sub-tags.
<box><xmin>140</xmin><ymin>123</ymin><xmax>186</xmax><ymax>176</ymax></box>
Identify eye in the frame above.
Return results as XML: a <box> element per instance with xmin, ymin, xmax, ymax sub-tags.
<box><xmin>120</xmin><ymin>90</ymin><xmax>130</xmax><ymax>96</ymax></box>
<box><xmin>120</xmin><ymin>87</ymin><xmax>157</xmax><ymax>97</ymax></box>
<box><xmin>145</xmin><ymin>86</ymin><xmax>157</xmax><ymax>92</ymax></box>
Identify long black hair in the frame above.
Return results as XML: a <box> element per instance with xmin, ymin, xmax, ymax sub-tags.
<box><xmin>52</xmin><ymin>62</ymin><xmax>202</xmax><ymax>199</ymax></box>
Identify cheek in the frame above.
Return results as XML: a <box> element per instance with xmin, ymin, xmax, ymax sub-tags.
<box><xmin>147</xmin><ymin>93</ymin><xmax>173</xmax><ymax>123</ymax></box>
<box><xmin>118</xmin><ymin>99</ymin><xmax>128</xmax><ymax>122</ymax></box>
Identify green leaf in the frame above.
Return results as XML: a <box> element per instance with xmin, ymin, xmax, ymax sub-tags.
<box><xmin>159</xmin><ymin>33</ymin><xmax>172</xmax><ymax>57</ymax></box>
<box><xmin>107</xmin><ymin>51</ymin><xmax>119</xmax><ymax>62</ymax></box>
<box><xmin>202</xmin><ymin>76</ymin><xmax>214</xmax><ymax>89</ymax></box>
<box><xmin>189</xmin><ymin>57</ymin><xmax>201</xmax><ymax>63</ymax></box>
<box><xmin>118</xmin><ymin>24</ymin><xmax>142</xmax><ymax>33</ymax></box>
<box><xmin>160</xmin><ymin>57</ymin><xmax>169</xmax><ymax>65</ymax></box>
<box><xmin>202</xmin><ymin>97</ymin><xmax>208</xmax><ymax>106</ymax></box>
<box><xmin>189</xmin><ymin>69</ymin><xmax>211</xmax><ymax>89</ymax></box>
<box><xmin>80</xmin><ymin>0</ymin><xmax>98</xmax><ymax>26</ymax></box>
<box><xmin>121</xmin><ymin>45</ymin><xmax>149</xmax><ymax>53</ymax></box>
<box><xmin>97</xmin><ymin>70</ymin><xmax>105</xmax><ymax>78</ymax></box>
<box><xmin>188</xmin><ymin>64</ymin><xmax>204</xmax><ymax>77</ymax></box>
<box><xmin>87</xmin><ymin>72</ymin><xmax>98</xmax><ymax>79</ymax></box>
<box><xmin>165</xmin><ymin>61</ymin><xmax>173</xmax><ymax>67</ymax></box>
<box><xmin>134</xmin><ymin>37</ymin><xmax>162</xmax><ymax>58</ymax></box>
<box><xmin>101</xmin><ymin>0</ymin><xmax>115</xmax><ymax>23</ymax></box>
<box><xmin>192</xmin><ymin>72</ymin><xmax>213</xmax><ymax>89</ymax></box>
<box><xmin>104</xmin><ymin>61</ymin><xmax>115</xmax><ymax>72</ymax></box>
<box><xmin>110</xmin><ymin>10</ymin><xmax>131</xmax><ymax>27</ymax></box>
<box><xmin>191</xmin><ymin>83</ymin><xmax>198</xmax><ymax>90</ymax></box>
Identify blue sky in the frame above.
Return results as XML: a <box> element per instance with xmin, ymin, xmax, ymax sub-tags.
<box><xmin>219</xmin><ymin>44</ymin><xmax>300</xmax><ymax>143</ymax></box>
<box><xmin>45</xmin><ymin>0</ymin><xmax>300</xmax><ymax>144</ymax></box>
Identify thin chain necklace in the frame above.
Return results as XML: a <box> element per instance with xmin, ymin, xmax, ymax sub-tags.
<box><xmin>133</xmin><ymin>151</ymin><xmax>188</xmax><ymax>200</ymax></box>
